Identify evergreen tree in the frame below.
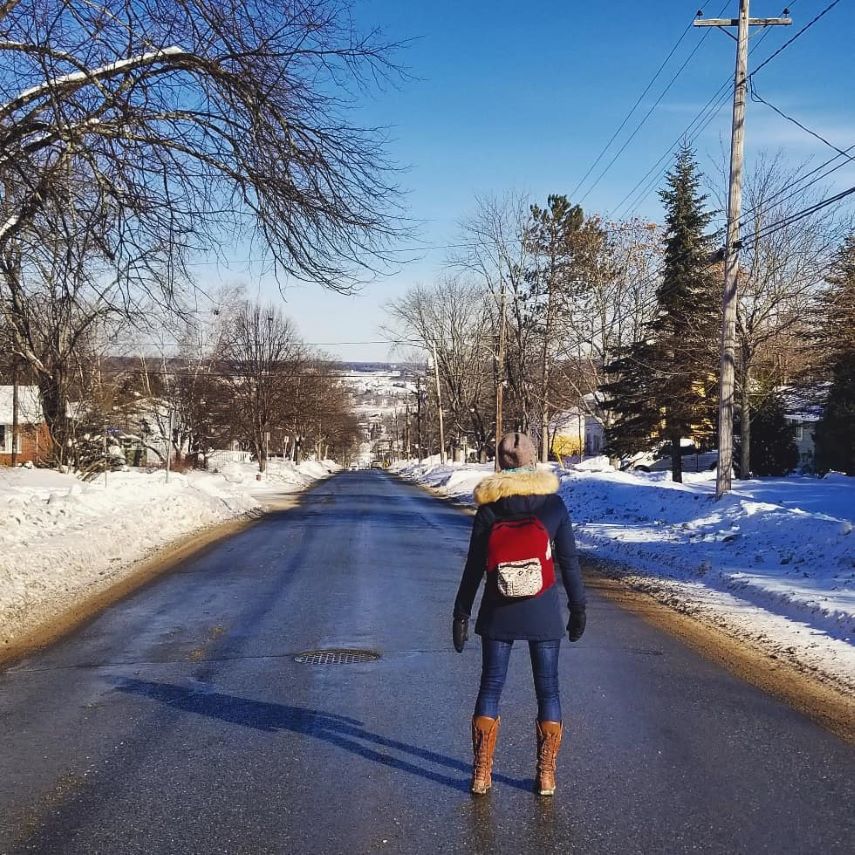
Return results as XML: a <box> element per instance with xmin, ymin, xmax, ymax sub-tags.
<box><xmin>749</xmin><ymin>391</ymin><xmax>798</xmax><ymax>476</ymax></box>
<box><xmin>602</xmin><ymin>339</ymin><xmax>660</xmax><ymax>458</ymax></box>
<box><xmin>814</xmin><ymin>233</ymin><xmax>855</xmax><ymax>474</ymax></box>
<box><xmin>524</xmin><ymin>195</ymin><xmax>586</xmax><ymax>461</ymax></box>
<box><xmin>604</xmin><ymin>145</ymin><xmax>719</xmax><ymax>480</ymax></box>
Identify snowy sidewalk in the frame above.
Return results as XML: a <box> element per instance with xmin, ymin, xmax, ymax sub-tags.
<box><xmin>0</xmin><ymin>460</ymin><xmax>335</xmax><ymax>650</ymax></box>
<box><xmin>393</xmin><ymin>459</ymin><xmax>855</xmax><ymax>691</ymax></box>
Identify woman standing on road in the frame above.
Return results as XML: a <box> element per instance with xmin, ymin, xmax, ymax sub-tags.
<box><xmin>453</xmin><ymin>432</ymin><xmax>586</xmax><ymax>797</ymax></box>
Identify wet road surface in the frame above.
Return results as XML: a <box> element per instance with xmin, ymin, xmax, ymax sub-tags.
<box><xmin>1</xmin><ymin>471</ymin><xmax>853</xmax><ymax>854</ymax></box>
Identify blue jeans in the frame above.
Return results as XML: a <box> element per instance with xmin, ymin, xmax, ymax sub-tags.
<box><xmin>475</xmin><ymin>638</ymin><xmax>562</xmax><ymax>722</ymax></box>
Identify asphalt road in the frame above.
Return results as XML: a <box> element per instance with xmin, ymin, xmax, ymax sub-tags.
<box><xmin>1</xmin><ymin>471</ymin><xmax>853</xmax><ymax>855</ymax></box>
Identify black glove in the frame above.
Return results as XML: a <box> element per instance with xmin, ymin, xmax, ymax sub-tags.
<box><xmin>567</xmin><ymin>609</ymin><xmax>586</xmax><ymax>642</ymax></box>
<box><xmin>453</xmin><ymin>616</ymin><xmax>469</xmax><ymax>653</ymax></box>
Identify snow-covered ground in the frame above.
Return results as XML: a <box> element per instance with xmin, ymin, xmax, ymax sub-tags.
<box><xmin>0</xmin><ymin>459</ymin><xmax>336</xmax><ymax>649</ymax></box>
<box><xmin>393</xmin><ymin>458</ymin><xmax>855</xmax><ymax>691</ymax></box>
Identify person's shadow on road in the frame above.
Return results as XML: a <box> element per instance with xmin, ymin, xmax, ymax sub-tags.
<box><xmin>112</xmin><ymin>678</ymin><xmax>533</xmax><ymax>794</ymax></box>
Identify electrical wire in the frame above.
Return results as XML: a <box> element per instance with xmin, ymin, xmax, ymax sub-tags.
<box><xmin>614</xmin><ymin>3</ymin><xmax>799</xmax><ymax>219</ymax></box>
<box><xmin>750</xmin><ymin>0</ymin><xmax>843</xmax><ymax>78</ymax></box>
<box><xmin>739</xmin><ymin>145</ymin><xmax>855</xmax><ymax>223</ymax></box>
<box><xmin>749</xmin><ymin>79</ymin><xmax>855</xmax><ymax>163</ymax></box>
<box><xmin>614</xmin><ymin>86</ymin><xmax>732</xmax><ymax>218</ymax></box>
<box><xmin>578</xmin><ymin>4</ymin><xmax>732</xmax><ymax>205</ymax></box>
<box><xmin>740</xmin><ymin>183</ymin><xmax>855</xmax><ymax>245</ymax></box>
<box><xmin>569</xmin><ymin>14</ymin><xmax>697</xmax><ymax>201</ymax></box>
<box><xmin>182</xmin><ymin>242</ymin><xmax>484</xmax><ymax>266</ymax></box>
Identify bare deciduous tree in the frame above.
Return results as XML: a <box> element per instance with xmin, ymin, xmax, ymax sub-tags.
<box><xmin>219</xmin><ymin>302</ymin><xmax>306</xmax><ymax>472</ymax></box>
<box><xmin>714</xmin><ymin>153</ymin><xmax>851</xmax><ymax>475</ymax></box>
<box><xmin>385</xmin><ymin>278</ymin><xmax>494</xmax><ymax>461</ymax></box>
<box><xmin>450</xmin><ymin>193</ymin><xmax>537</xmax><ymax>435</ymax></box>
<box><xmin>0</xmin><ymin>0</ymin><xmax>403</xmax><ymax>462</ymax></box>
<box><xmin>553</xmin><ymin>218</ymin><xmax>662</xmax><ymax>428</ymax></box>
<box><xmin>0</xmin><ymin>0</ymin><xmax>401</xmax><ymax>288</ymax></box>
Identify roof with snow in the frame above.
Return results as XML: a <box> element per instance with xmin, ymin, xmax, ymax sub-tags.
<box><xmin>780</xmin><ymin>385</ymin><xmax>826</xmax><ymax>423</ymax></box>
<box><xmin>0</xmin><ymin>386</ymin><xmax>43</xmax><ymax>424</ymax></box>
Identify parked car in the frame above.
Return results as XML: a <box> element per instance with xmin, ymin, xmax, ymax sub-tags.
<box><xmin>624</xmin><ymin>442</ymin><xmax>719</xmax><ymax>474</ymax></box>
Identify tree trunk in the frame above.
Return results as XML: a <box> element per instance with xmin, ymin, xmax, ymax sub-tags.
<box><xmin>36</xmin><ymin>371</ymin><xmax>70</xmax><ymax>467</ymax></box>
<box><xmin>539</xmin><ymin>343</ymin><xmax>553</xmax><ymax>464</ymax></box>
<box><xmin>255</xmin><ymin>432</ymin><xmax>267</xmax><ymax>472</ymax></box>
<box><xmin>740</xmin><ymin>362</ymin><xmax>751</xmax><ymax>479</ymax></box>
<box><xmin>11</xmin><ymin>360</ymin><xmax>18</xmax><ymax>467</ymax></box>
<box><xmin>539</xmin><ymin>274</ymin><xmax>555</xmax><ymax>464</ymax></box>
<box><xmin>670</xmin><ymin>434</ymin><xmax>683</xmax><ymax>484</ymax></box>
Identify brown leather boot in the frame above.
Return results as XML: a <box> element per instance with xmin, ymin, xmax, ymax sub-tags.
<box><xmin>471</xmin><ymin>715</ymin><xmax>500</xmax><ymax>795</ymax></box>
<box><xmin>535</xmin><ymin>720</ymin><xmax>563</xmax><ymax>796</ymax></box>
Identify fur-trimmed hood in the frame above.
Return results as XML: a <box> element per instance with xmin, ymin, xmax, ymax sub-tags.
<box><xmin>473</xmin><ymin>468</ymin><xmax>560</xmax><ymax>506</ymax></box>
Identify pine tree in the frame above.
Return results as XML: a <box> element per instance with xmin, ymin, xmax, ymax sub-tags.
<box><xmin>602</xmin><ymin>339</ymin><xmax>660</xmax><ymax>458</ymax></box>
<box><xmin>524</xmin><ymin>195</ymin><xmax>586</xmax><ymax>462</ymax></box>
<box><xmin>604</xmin><ymin>145</ymin><xmax>719</xmax><ymax>480</ymax></box>
<box><xmin>814</xmin><ymin>233</ymin><xmax>855</xmax><ymax>474</ymax></box>
<box><xmin>750</xmin><ymin>391</ymin><xmax>798</xmax><ymax>476</ymax></box>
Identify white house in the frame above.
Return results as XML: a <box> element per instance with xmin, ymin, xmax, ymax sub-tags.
<box><xmin>782</xmin><ymin>387</ymin><xmax>825</xmax><ymax>471</ymax></box>
<box><xmin>550</xmin><ymin>402</ymin><xmax>607</xmax><ymax>461</ymax></box>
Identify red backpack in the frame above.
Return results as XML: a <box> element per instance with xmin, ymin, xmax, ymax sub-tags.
<box><xmin>486</xmin><ymin>516</ymin><xmax>555</xmax><ymax>598</ymax></box>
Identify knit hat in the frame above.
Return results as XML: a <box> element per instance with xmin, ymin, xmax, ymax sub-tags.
<box><xmin>496</xmin><ymin>431</ymin><xmax>537</xmax><ymax>470</ymax></box>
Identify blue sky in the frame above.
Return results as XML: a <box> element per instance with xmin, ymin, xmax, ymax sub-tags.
<box><xmin>199</xmin><ymin>0</ymin><xmax>855</xmax><ymax>361</ymax></box>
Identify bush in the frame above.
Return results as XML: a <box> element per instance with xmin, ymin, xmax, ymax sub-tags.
<box><xmin>750</xmin><ymin>393</ymin><xmax>799</xmax><ymax>476</ymax></box>
<box><xmin>815</xmin><ymin>352</ymin><xmax>855</xmax><ymax>475</ymax></box>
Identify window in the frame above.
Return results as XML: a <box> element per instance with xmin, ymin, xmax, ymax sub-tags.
<box><xmin>794</xmin><ymin>424</ymin><xmax>804</xmax><ymax>441</ymax></box>
<box><xmin>0</xmin><ymin>425</ymin><xmax>20</xmax><ymax>454</ymax></box>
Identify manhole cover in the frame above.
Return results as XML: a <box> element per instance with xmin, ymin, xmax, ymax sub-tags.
<box><xmin>293</xmin><ymin>648</ymin><xmax>381</xmax><ymax>665</ymax></box>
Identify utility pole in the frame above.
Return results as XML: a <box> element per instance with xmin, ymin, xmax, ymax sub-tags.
<box><xmin>694</xmin><ymin>4</ymin><xmax>790</xmax><ymax>498</ymax></box>
<box><xmin>416</xmin><ymin>376</ymin><xmax>423</xmax><ymax>463</ymax></box>
<box><xmin>430</xmin><ymin>345</ymin><xmax>446</xmax><ymax>465</ymax></box>
<box><xmin>495</xmin><ymin>278</ymin><xmax>507</xmax><ymax>472</ymax></box>
<box><xmin>404</xmin><ymin>402</ymin><xmax>410</xmax><ymax>457</ymax></box>
<box><xmin>10</xmin><ymin>358</ymin><xmax>19</xmax><ymax>467</ymax></box>
<box><xmin>165</xmin><ymin>408</ymin><xmax>173</xmax><ymax>483</ymax></box>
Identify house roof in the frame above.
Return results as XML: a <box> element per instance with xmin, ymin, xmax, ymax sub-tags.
<box><xmin>0</xmin><ymin>385</ymin><xmax>43</xmax><ymax>424</ymax></box>
<box><xmin>780</xmin><ymin>385</ymin><xmax>826</xmax><ymax>424</ymax></box>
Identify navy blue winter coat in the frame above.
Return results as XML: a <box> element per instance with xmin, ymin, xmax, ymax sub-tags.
<box><xmin>454</xmin><ymin>468</ymin><xmax>586</xmax><ymax>641</ymax></box>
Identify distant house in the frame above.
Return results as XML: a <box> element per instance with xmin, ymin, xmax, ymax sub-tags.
<box><xmin>550</xmin><ymin>402</ymin><xmax>606</xmax><ymax>462</ymax></box>
<box><xmin>781</xmin><ymin>386</ymin><xmax>826</xmax><ymax>472</ymax></box>
<box><xmin>0</xmin><ymin>385</ymin><xmax>51</xmax><ymax>465</ymax></box>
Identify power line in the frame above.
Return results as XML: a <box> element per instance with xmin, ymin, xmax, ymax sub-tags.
<box><xmin>741</xmin><ymin>183</ymin><xmax>855</xmax><ymax>244</ymax></box>
<box><xmin>614</xmin><ymin>86</ymin><xmax>732</xmax><ymax>218</ymax></box>
<box><xmin>578</xmin><ymin>2</ymin><xmax>731</xmax><ymax>206</ymax></box>
<box><xmin>749</xmin><ymin>80</ymin><xmax>855</xmax><ymax>162</ymax></box>
<box><xmin>112</xmin><ymin>367</ymin><xmax>500</xmax><ymax>381</ymax></box>
<box><xmin>740</xmin><ymin>145</ymin><xmax>855</xmax><ymax>222</ymax></box>
<box><xmin>182</xmin><ymin>242</ymin><xmax>484</xmax><ymax>267</ymax></box>
<box><xmin>569</xmin><ymin>15</ymin><xmax>697</xmax><ymax>200</ymax></box>
<box><xmin>613</xmin><ymin>3</ymin><xmax>799</xmax><ymax>219</ymax></box>
<box><xmin>750</xmin><ymin>0</ymin><xmax>843</xmax><ymax>77</ymax></box>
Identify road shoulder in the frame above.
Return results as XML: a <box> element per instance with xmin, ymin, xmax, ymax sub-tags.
<box><xmin>395</xmin><ymin>469</ymin><xmax>855</xmax><ymax>744</ymax></box>
<box><xmin>0</xmin><ymin>478</ymin><xmax>326</xmax><ymax>670</ymax></box>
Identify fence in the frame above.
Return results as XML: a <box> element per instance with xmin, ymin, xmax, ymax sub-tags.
<box><xmin>207</xmin><ymin>449</ymin><xmax>254</xmax><ymax>469</ymax></box>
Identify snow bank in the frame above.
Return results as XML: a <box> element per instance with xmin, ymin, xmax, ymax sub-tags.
<box><xmin>0</xmin><ymin>460</ymin><xmax>335</xmax><ymax>648</ymax></box>
<box><xmin>395</xmin><ymin>460</ymin><xmax>855</xmax><ymax>689</ymax></box>
<box><xmin>217</xmin><ymin>458</ymin><xmax>338</xmax><ymax>493</ymax></box>
<box><xmin>557</xmin><ymin>470</ymin><xmax>854</xmax><ymax>636</ymax></box>
<box><xmin>392</xmin><ymin>460</ymin><xmax>492</xmax><ymax>499</ymax></box>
